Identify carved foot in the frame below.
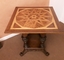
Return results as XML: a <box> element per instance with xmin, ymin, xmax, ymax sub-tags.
<box><xmin>20</xmin><ymin>52</ymin><xmax>24</xmax><ymax>56</ymax></box>
<box><xmin>45</xmin><ymin>52</ymin><xmax>49</xmax><ymax>56</ymax></box>
<box><xmin>42</xmin><ymin>49</ymin><xmax>49</xmax><ymax>56</ymax></box>
<box><xmin>20</xmin><ymin>49</ymin><xmax>28</xmax><ymax>56</ymax></box>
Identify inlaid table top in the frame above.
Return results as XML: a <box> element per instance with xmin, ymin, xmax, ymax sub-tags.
<box><xmin>5</xmin><ymin>7</ymin><xmax>63</xmax><ymax>33</ymax></box>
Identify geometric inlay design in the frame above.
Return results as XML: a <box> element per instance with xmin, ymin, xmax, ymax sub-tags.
<box><xmin>10</xmin><ymin>7</ymin><xmax>58</xmax><ymax>30</ymax></box>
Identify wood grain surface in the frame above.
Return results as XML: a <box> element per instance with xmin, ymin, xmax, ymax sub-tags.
<box><xmin>5</xmin><ymin>7</ymin><xmax>62</xmax><ymax>33</ymax></box>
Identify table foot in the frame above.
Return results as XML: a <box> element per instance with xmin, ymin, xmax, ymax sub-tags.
<box><xmin>42</xmin><ymin>49</ymin><xmax>49</xmax><ymax>56</ymax></box>
<box><xmin>20</xmin><ymin>49</ymin><xmax>28</xmax><ymax>56</ymax></box>
<box><xmin>45</xmin><ymin>52</ymin><xmax>49</xmax><ymax>56</ymax></box>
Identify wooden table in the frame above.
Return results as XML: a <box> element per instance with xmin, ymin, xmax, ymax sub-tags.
<box><xmin>5</xmin><ymin>7</ymin><xmax>61</xmax><ymax>56</ymax></box>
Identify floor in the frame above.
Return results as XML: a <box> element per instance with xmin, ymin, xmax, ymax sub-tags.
<box><xmin>0</xmin><ymin>33</ymin><xmax>64</xmax><ymax>60</ymax></box>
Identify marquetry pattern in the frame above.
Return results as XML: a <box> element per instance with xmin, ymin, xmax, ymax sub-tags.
<box><xmin>10</xmin><ymin>7</ymin><xmax>58</xmax><ymax>30</ymax></box>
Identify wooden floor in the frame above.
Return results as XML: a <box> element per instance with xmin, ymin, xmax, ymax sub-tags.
<box><xmin>0</xmin><ymin>32</ymin><xmax>64</xmax><ymax>60</ymax></box>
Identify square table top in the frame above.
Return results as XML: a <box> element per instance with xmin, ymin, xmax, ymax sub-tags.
<box><xmin>5</xmin><ymin>7</ymin><xmax>62</xmax><ymax>33</ymax></box>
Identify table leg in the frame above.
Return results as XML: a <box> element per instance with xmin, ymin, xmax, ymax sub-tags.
<box><xmin>20</xmin><ymin>34</ymin><xmax>49</xmax><ymax>56</ymax></box>
<box><xmin>20</xmin><ymin>34</ymin><xmax>28</xmax><ymax>56</ymax></box>
<box><xmin>40</xmin><ymin>34</ymin><xmax>49</xmax><ymax>56</ymax></box>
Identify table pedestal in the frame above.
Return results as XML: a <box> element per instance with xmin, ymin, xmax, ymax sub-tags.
<box><xmin>20</xmin><ymin>34</ymin><xmax>49</xmax><ymax>56</ymax></box>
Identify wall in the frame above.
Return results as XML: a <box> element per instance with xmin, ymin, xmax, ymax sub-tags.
<box><xmin>50</xmin><ymin>0</ymin><xmax>64</xmax><ymax>23</ymax></box>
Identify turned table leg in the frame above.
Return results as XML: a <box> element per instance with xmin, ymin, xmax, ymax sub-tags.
<box><xmin>20</xmin><ymin>34</ymin><xmax>49</xmax><ymax>56</ymax></box>
<box><xmin>40</xmin><ymin>34</ymin><xmax>49</xmax><ymax>56</ymax></box>
<box><xmin>20</xmin><ymin>34</ymin><xmax>28</xmax><ymax>56</ymax></box>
